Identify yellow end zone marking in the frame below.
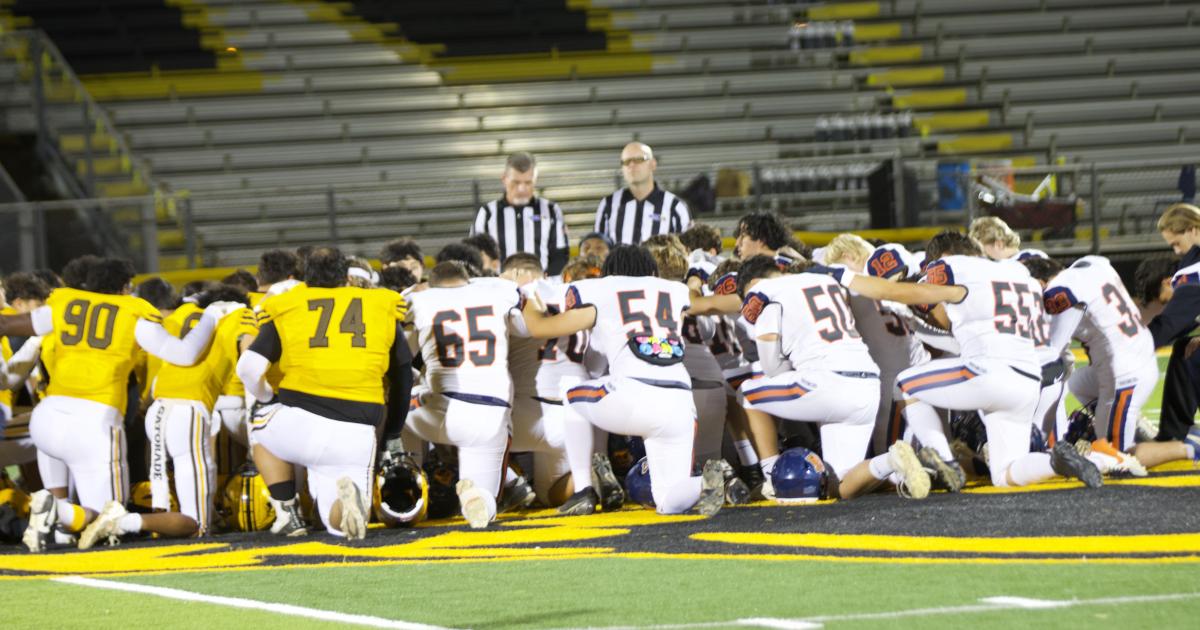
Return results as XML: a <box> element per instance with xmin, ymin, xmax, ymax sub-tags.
<box><xmin>691</xmin><ymin>532</ymin><xmax>1200</xmax><ymax>555</ymax></box>
<box><xmin>964</xmin><ymin>473</ymin><xmax>1200</xmax><ymax>494</ymax></box>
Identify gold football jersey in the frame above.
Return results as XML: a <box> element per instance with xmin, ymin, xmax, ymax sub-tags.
<box><xmin>0</xmin><ymin>306</ymin><xmax>15</xmax><ymax>411</ymax></box>
<box><xmin>43</xmin><ymin>287</ymin><xmax>164</xmax><ymax>411</ymax></box>
<box><xmin>155</xmin><ymin>306</ymin><xmax>257</xmax><ymax>409</ymax></box>
<box><xmin>259</xmin><ymin>286</ymin><xmax>406</xmax><ymax>404</ymax></box>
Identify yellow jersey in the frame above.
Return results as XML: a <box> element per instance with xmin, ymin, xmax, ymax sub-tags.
<box><xmin>216</xmin><ymin>290</ymin><xmax>266</xmax><ymax>398</ymax></box>
<box><xmin>258</xmin><ymin>286</ymin><xmax>406</xmax><ymax>404</ymax></box>
<box><xmin>43</xmin><ymin>287</ymin><xmax>164</xmax><ymax>411</ymax></box>
<box><xmin>0</xmin><ymin>306</ymin><xmax>15</xmax><ymax>411</ymax></box>
<box><xmin>156</xmin><ymin>306</ymin><xmax>258</xmax><ymax>409</ymax></box>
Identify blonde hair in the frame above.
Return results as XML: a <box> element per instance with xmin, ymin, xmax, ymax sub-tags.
<box><xmin>968</xmin><ymin>216</ymin><xmax>1020</xmax><ymax>249</ymax></box>
<box><xmin>824</xmin><ymin>233</ymin><xmax>874</xmax><ymax>267</ymax></box>
<box><xmin>1157</xmin><ymin>203</ymin><xmax>1200</xmax><ymax>234</ymax></box>
<box><xmin>643</xmin><ymin>234</ymin><xmax>689</xmax><ymax>281</ymax></box>
<box><xmin>562</xmin><ymin>254</ymin><xmax>603</xmax><ymax>283</ymax></box>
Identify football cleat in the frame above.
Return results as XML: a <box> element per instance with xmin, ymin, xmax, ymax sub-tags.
<box><xmin>591</xmin><ymin>452</ymin><xmax>625</xmax><ymax>512</ymax></box>
<box><xmin>1134</xmin><ymin>415</ymin><xmax>1157</xmax><ymax>444</ymax></box>
<box><xmin>696</xmin><ymin>459</ymin><xmax>726</xmax><ymax>517</ymax></box>
<box><xmin>269</xmin><ymin>497</ymin><xmax>309</xmax><ymax>537</ymax></box>
<box><xmin>1051</xmin><ymin>442</ymin><xmax>1103</xmax><ymax>488</ymax></box>
<box><xmin>557</xmin><ymin>487</ymin><xmax>599</xmax><ymax>516</ymax></box>
<box><xmin>78</xmin><ymin>501</ymin><xmax>128</xmax><ymax>550</ymax></box>
<box><xmin>888</xmin><ymin>441</ymin><xmax>931</xmax><ymax>499</ymax></box>
<box><xmin>22</xmin><ymin>490</ymin><xmax>57</xmax><ymax>553</ymax></box>
<box><xmin>917</xmin><ymin>446</ymin><xmax>967</xmax><ymax>493</ymax></box>
<box><xmin>738</xmin><ymin>464</ymin><xmax>765</xmax><ymax>489</ymax></box>
<box><xmin>496</xmin><ymin>474</ymin><xmax>537</xmax><ymax>514</ymax></box>
<box><xmin>455</xmin><ymin>479</ymin><xmax>491</xmax><ymax>529</ymax></box>
<box><xmin>1088</xmin><ymin>440</ymin><xmax>1148</xmax><ymax>477</ymax></box>
<box><xmin>336</xmin><ymin>477</ymin><xmax>367</xmax><ymax>540</ymax></box>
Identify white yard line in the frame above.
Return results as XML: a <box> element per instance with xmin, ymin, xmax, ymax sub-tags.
<box><xmin>55</xmin><ymin>576</ymin><xmax>458</xmax><ymax>630</ymax></box>
<box><xmin>551</xmin><ymin>591</ymin><xmax>1200</xmax><ymax>630</ymax></box>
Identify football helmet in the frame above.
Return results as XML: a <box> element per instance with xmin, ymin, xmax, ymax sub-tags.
<box><xmin>770</xmin><ymin>447</ymin><xmax>831</xmax><ymax>503</ymax></box>
<box><xmin>221</xmin><ymin>464</ymin><xmax>274</xmax><ymax>531</ymax></box>
<box><xmin>130</xmin><ymin>481</ymin><xmax>179</xmax><ymax>513</ymax></box>
<box><xmin>373</xmin><ymin>451</ymin><xmax>429</xmax><ymax>526</ymax></box>
<box><xmin>1064</xmin><ymin>401</ymin><xmax>1099</xmax><ymax>445</ymax></box>
<box><xmin>623</xmin><ymin>456</ymin><xmax>655</xmax><ymax>507</ymax></box>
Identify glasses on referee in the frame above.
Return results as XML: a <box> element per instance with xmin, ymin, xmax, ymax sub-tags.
<box><xmin>620</xmin><ymin>155</ymin><xmax>651</xmax><ymax>167</ymax></box>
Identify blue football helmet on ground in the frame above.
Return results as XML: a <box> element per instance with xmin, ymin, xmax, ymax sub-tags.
<box><xmin>770</xmin><ymin>447</ymin><xmax>832</xmax><ymax>503</ymax></box>
<box><xmin>623</xmin><ymin>456</ymin><xmax>655</xmax><ymax>507</ymax></box>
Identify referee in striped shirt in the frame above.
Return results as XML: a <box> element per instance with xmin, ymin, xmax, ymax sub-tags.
<box><xmin>470</xmin><ymin>152</ymin><xmax>570</xmax><ymax>275</ymax></box>
<box><xmin>594</xmin><ymin>142</ymin><xmax>692</xmax><ymax>246</ymax></box>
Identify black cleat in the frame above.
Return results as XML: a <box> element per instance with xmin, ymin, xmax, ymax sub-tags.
<box><xmin>591</xmin><ymin>453</ymin><xmax>625</xmax><ymax>512</ymax></box>
<box><xmin>496</xmin><ymin>474</ymin><xmax>537</xmax><ymax>514</ymax></box>
<box><xmin>1051</xmin><ymin>442</ymin><xmax>1103</xmax><ymax>489</ymax></box>
<box><xmin>557</xmin><ymin>487</ymin><xmax>599</xmax><ymax>516</ymax></box>
<box><xmin>917</xmin><ymin>446</ymin><xmax>967</xmax><ymax>493</ymax></box>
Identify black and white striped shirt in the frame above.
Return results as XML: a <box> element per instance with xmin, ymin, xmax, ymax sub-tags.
<box><xmin>470</xmin><ymin>197</ymin><xmax>570</xmax><ymax>275</ymax></box>
<box><xmin>593</xmin><ymin>186</ymin><xmax>691</xmax><ymax>246</ymax></box>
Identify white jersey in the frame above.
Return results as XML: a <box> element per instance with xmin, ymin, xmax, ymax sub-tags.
<box><xmin>922</xmin><ymin>255</ymin><xmax>1039</xmax><ymax>370</ymax></box>
<box><xmin>1045</xmin><ymin>256</ymin><xmax>1154</xmax><ymax>374</ymax></box>
<box><xmin>565</xmin><ymin>276</ymin><xmax>691</xmax><ymax>385</ymax></box>
<box><xmin>708</xmin><ymin>315</ymin><xmax>747</xmax><ymax>371</ymax></box>
<box><xmin>508</xmin><ymin>279</ymin><xmax>589</xmax><ymax>399</ymax></box>
<box><xmin>848</xmin><ymin>293</ymin><xmax>930</xmax><ymax>374</ymax></box>
<box><xmin>407</xmin><ymin>280</ymin><xmax>522</xmax><ymax>402</ymax></box>
<box><xmin>742</xmin><ymin>273</ymin><xmax>877</xmax><ymax>374</ymax></box>
<box><xmin>681</xmin><ymin>313</ymin><xmax>725</xmax><ymax>385</ymax></box>
<box><xmin>998</xmin><ymin>259</ymin><xmax>1055</xmax><ymax>365</ymax></box>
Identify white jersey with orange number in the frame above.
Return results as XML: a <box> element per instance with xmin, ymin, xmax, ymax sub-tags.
<box><xmin>741</xmin><ymin>273</ymin><xmax>877</xmax><ymax>374</ymax></box>
<box><xmin>921</xmin><ymin>255</ymin><xmax>1039</xmax><ymax>370</ymax></box>
<box><xmin>509</xmin><ymin>279</ymin><xmax>590</xmax><ymax>399</ymax></box>
<box><xmin>407</xmin><ymin>279</ymin><xmax>523</xmax><ymax>402</ymax></box>
<box><xmin>1044</xmin><ymin>255</ymin><xmax>1154</xmax><ymax>374</ymax></box>
<box><xmin>565</xmin><ymin>276</ymin><xmax>691</xmax><ymax>385</ymax></box>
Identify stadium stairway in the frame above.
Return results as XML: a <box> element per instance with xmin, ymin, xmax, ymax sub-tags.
<box><xmin>5</xmin><ymin>0</ymin><xmax>1198</xmax><ymax>266</ymax></box>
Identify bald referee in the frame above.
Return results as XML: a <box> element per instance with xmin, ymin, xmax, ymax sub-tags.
<box><xmin>594</xmin><ymin>142</ymin><xmax>692</xmax><ymax>246</ymax></box>
<box><xmin>470</xmin><ymin>152</ymin><xmax>570</xmax><ymax>275</ymax></box>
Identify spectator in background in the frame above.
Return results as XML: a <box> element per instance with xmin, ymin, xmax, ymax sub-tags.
<box><xmin>593</xmin><ymin>142</ymin><xmax>691</xmax><ymax>246</ymax></box>
<box><xmin>379</xmin><ymin>238</ymin><xmax>425</xmax><ymax>281</ymax></box>
<box><xmin>1148</xmin><ymin>203</ymin><xmax>1200</xmax><ymax>442</ymax></box>
<box><xmin>470</xmin><ymin>153</ymin><xmax>570</xmax><ymax>276</ymax></box>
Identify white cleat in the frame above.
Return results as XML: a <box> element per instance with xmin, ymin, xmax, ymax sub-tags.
<box><xmin>79</xmin><ymin>501</ymin><xmax>128</xmax><ymax>550</ymax></box>
<box><xmin>888</xmin><ymin>441</ymin><xmax>931</xmax><ymax>500</ymax></box>
<box><xmin>22</xmin><ymin>490</ymin><xmax>58</xmax><ymax>553</ymax></box>
<box><xmin>456</xmin><ymin>479</ymin><xmax>491</xmax><ymax>529</ymax></box>
<box><xmin>1087</xmin><ymin>440</ymin><xmax>1148</xmax><ymax>477</ymax></box>
<box><xmin>335</xmin><ymin>477</ymin><xmax>367</xmax><ymax>541</ymax></box>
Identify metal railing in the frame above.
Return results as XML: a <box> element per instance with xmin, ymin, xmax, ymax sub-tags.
<box><xmin>0</xmin><ymin>196</ymin><xmax>163</xmax><ymax>272</ymax></box>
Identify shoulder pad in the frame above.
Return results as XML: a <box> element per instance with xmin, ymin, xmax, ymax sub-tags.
<box><xmin>741</xmin><ymin>292</ymin><xmax>769</xmax><ymax>325</ymax></box>
<box><xmin>923</xmin><ymin>259</ymin><xmax>954</xmax><ymax>286</ymax></box>
<box><xmin>1043</xmin><ymin>286</ymin><xmax>1079</xmax><ymax>315</ymax></box>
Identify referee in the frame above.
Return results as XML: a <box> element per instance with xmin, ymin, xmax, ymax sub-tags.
<box><xmin>470</xmin><ymin>152</ymin><xmax>570</xmax><ymax>275</ymax></box>
<box><xmin>594</xmin><ymin>142</ymin><xmax>692</xmax><ymax>246</ymax></box>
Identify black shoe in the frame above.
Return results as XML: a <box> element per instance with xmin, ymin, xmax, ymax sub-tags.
<box><xmin>1051</xmin><ymin>442</ymin><xmax>1103</xmax><ymax>489</ymax></box>
<box><xmin>557</xmin><ymin>487</ymin><xmax>599</xmax><ymax>516</ymax></box>
<box><xmin>591</xmin><ymin>453</ymin><xmax>625</xmax><ymax>512</ymax></box>
<box><xmin>917</xmin><ymin>446</ymin><xmax>966</xmax><ymax>493</ymax></box>
<box><xmin>496</xmin><ymin>474</ymin><xmax>537</xmax><ymax>514</ymax></box>
<box><xmin>738</xmin><ymin>464</ymin><xmax>765</xmax><ymax>489</ymax></box>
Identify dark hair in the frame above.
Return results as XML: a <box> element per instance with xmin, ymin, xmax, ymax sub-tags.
<box><xmin>379</xmin><ymin>238</ymin><xmax>423</xmax><ymax>265</ymax></box>
<box><xmin>134</xmin><ymin>277</ymin><xmax>179</xmax><ymax>310</ymax></box>
<box><xmin>736</xmin><ymin>212</ymin><xmax>790</xmax><ymax>250</ymax></box>
<box><xmin>62</xmin><ymin>255</ymin><xmax>102</xmax><ymax>289</ymax></box>
<box><xmin>1134</xmin><ymin>253</ymin><xmax>1181</xmax><ymax>304</ymax></box>
<box><xmin>181</xmin><ymin>280</ymin><xmax>213</xmax><ymax>300</ymax></box>
<box><xmin>258</xmin><ymin>249</ymin><xmax>300</xmax><ymax>286</ymax></box>
<box><xmin>601</xmin><ymin>245</ymin><xmax>658</xmax><ymax>278</ymax></box>
<box><xmin>86</xmin><ymin>258</ymin><xmax>136</xmax><ymax>295</ymax></box>
<box><xmin>580</xmin><ymin>232</ymin><xmax>613</xmax><ymax>249</ymax></box>
<box><xmin>1021</xmin><ymin>257</ymin><xmax>1065</xmax><ymax>283</ymax></box>
<box><xmin>736</xmin><ymin>255</ymin><xmax>784</xmax><ymax>298</ymax></box>
<box><xmin>4</xmin><ymin>272</ymin><xmax>52</xmax><ymax>302</ymax></box>
<box><xmin>32</xmin><ymin>269</ymin><xmax>62</xmax><ymax>289</ymax></box>
<box><xmin>501</xmin><ymin>252</ymin><xmax>543</xmax><ymax>274</ymax></box>
<box><xmin>221</xmin><ymin>269</ymin><xmax>258</xmax><ymax>293</ymax></box>
<box><xmin>463</xmin><ymin>233</ymin><xmax>501</xmax><ymax>263</ymax></box>
<box><xmin>429</xmin><ymin>261</ymin><xmax>470</xmax><ymax>287</ymax></box>
<box><xmin>505</xmin><ymin>152</ymin><xmax>536</xmax><ymax>173</ymax></box>
<box><xmin>378</xmin><ymin>265</ymin><xmax>418</xmax><ymax>292</ymax></box>
<box><xmin>196</xmin><ymin>285</ymin><xmax>250</xmax><ymax>308</ymax></box>
<box><xmin>925</xmin><ymin>230</ymin><xmax>983</xmax><ymax>260</ymax></box>
<box><xmin>680</xmin><ymin>224</ymin><xmax>722</xmax><ymax>254</ymax></box>
<box><xmin>303</xmin><ymin>247</ymin><xmax>349</xmax><ymax>288</ymax></box>
<box><xmin>708</xmin><ymin>258</ymin><xmax>743</xmax><ymax>291</ymax></box>
<box><xmin>436</xmin><ymin>243</ymin><xmax>483</xmax><ymax>276</ymax></box>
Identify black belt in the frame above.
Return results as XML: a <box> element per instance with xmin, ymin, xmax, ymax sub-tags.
<box><xmin>632</xmin><ymin>377</ymin><xmax>692</xmax><ymax>391</ymax></box>
<box><xmin>531</xmin><ymin>396</ymin><xmax>563</xmax><ymax>406</ymax></box>
<box><xmin>836</xmin><ymin>371</ymin><xmax>880</xmax><ymax>380</ymax></box>
<box><xmin>1010</xmin><ymin>366</ymin><xmax>1040</xmax><ymax>382</ymax></box>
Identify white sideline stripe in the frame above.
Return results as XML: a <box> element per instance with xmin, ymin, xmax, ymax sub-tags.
<box><xmin>54</xmin><ymin>576</ymin><xmax>457</xmax><ymax>630</ymax></box>
<box><xmin>551</xmin><ymin>591</ymin><xmax>1200</xmax><ymax>630</ymax></box>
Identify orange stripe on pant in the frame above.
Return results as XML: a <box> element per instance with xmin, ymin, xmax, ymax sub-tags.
<box><xmin>899</xmin><ymin>368</ymin><xmax>975</xmax><ymax>394</ymax></box>
<box><xmin>1109</xmin><ymin>387</ymin><xmax>1134</xmax><ymax>450</ymax></box>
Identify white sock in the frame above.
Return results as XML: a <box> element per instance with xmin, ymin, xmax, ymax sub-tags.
<box><xmin>868</xmin><ymin>453</ymin><xmax>894</xmax><ymax>480</ymax></box>
<box><xmin>759</xmin><ymin>455</ymin><xmax>779</xmax><ymax>476</ymax></box>
<box><xmin>903</xmin><ymin>399</ymin><xmax>954</xmax><ymax>460</ymax></box>
<box><xmin>117</xmin><ymin>513</ymin><xmax>143</xmax><ymax>535</ymax></box>
<box><xmin>1005</xmin><ymin>453</ymin><xmax>1055</xmax><ymax>487</ymax></box>
<box><xmin>504</xmin><ymin>466</ymin><xmax>519</xmax><ymax>485</ymax></box>
<box><xmin>1185</xmin><ymin>444</ymin><xmax>1197</xmax><ymax>460</ymax></box>
<box><xmin>734</xmin><ymin>440</ymin><xmax>759</xmax><ymax>466</ymax></box>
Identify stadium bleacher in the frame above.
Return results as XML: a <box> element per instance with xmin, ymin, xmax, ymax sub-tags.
<box><xmin>0</xmin><ymin>0</ymin><xmax>1195</xmax><ymax>268</ymax></box>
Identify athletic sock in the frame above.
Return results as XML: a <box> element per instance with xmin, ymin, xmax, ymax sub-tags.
<box><xmin>1185</xmin><ymin>444</ymin><xmax>1197</xmax><ymax>461</ymax></box>
<box><xmin>267</xmin><ymin>481</ymin><xmax>296</xmax><ymax>502</ymax></box>
<box><xmin>868</xmin><ymin>454</ymin><xmax>894</xmax><ymax>480</ymax></box>
<box><xmin>902</xmin><ymin>399</ymin><xmax>954</xmax><ymax>460</ymax></box>
<box><xmin>117</xmin><ymin>513</ymin><xmax>143</xmax><ymax>535</ymax></box>
<box><xmin>733</xmin><ymin>439</ymin><xmax>759</xmax><ymax>467</ymax></box>
<box><xmin>504</xmin><ymin>466</ymin><xmax>519</xmax><ymax>486</ymax></box>
<box><xmin>57</xmin><ymin>501</ymin><xmax>87</xmax><ymax>533</ymax></box>
<box><xmin>759</xmin><ymin>455</ymin><xmax>779</xmax><ymax>477</ymax></box>
<box><xmin>1005</xmin><ymin>453</ymin><xmax>1056</xmax><ymax>487</ymax></box>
